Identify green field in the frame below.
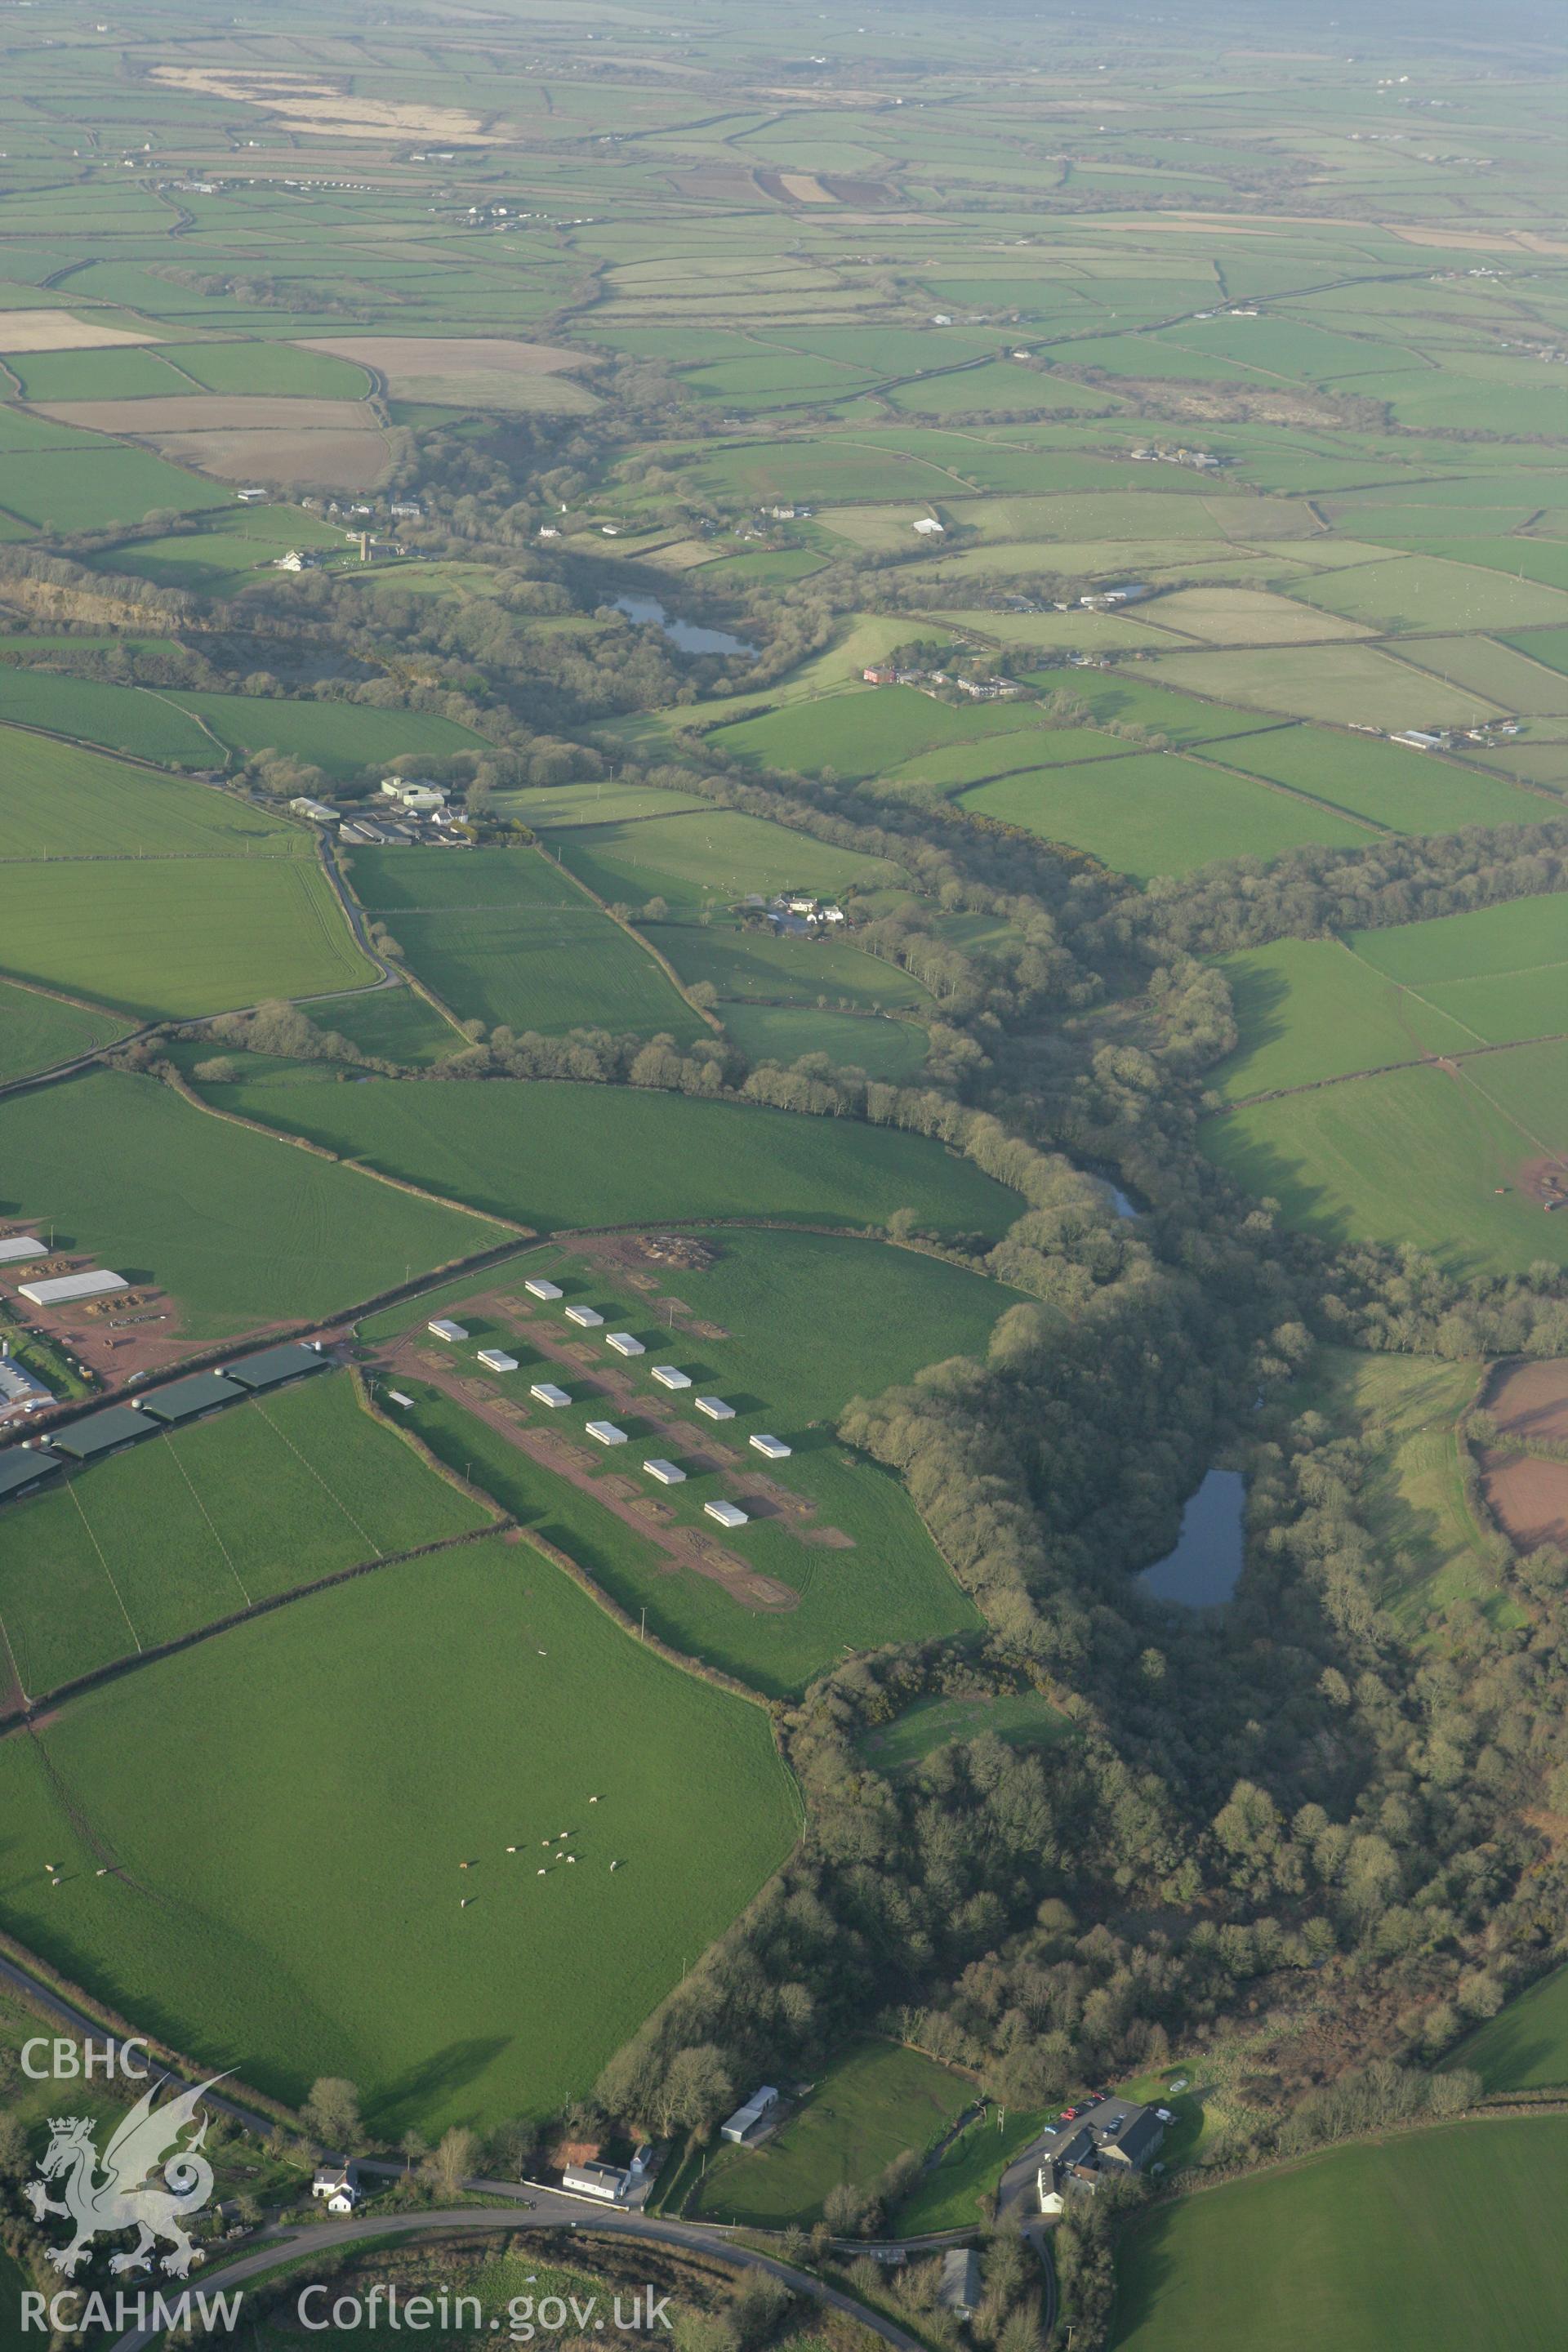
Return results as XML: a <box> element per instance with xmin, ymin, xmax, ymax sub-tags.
<box><xmin>1200</xmin><ymin>1046</ymin><xmax>1568</xmax><ymax>1279</ymax></box>
<box><xmin>0</xmin><ymin>724</ymin><xmax>304</xmax><ymax>858</ymax></box>
<box><xmin>343</xmin><ymin>847</ymin><xmax>701</xmax><ymax>1040</ymax></box>
<box><xmin>0</xmin><ymin>1368</ymin><xmax>491</xmax><ymax>1698</ymax></box>
<box><xmin>552</xmin><ymin>808</ymin><xmax>907</xmax><ymax>915</ymax></box>
<box><xmin>894</xmin><ymin>2103</ymin><xmax>1052</xmax><ymax>2236</ymax></box>
<box><xmin>198</xmin><ymin>1076</ymin><xmax>1022</xmax><ymax>1239</ymax></box>
<box><xmin>858</xmin><ymin>1690</ymin><xmax>1074</xmax><ymax>1774</ymax></box>
<box><xmin>0</xmin><ymin>669</ymin><xmax>216</xmax><ymax>764</ymax></box>
<box><xmin>722</xmin><ymin>1005</ymin><xmax>929</xmax><ymax>1081</ymax></box>
<box><xmin>391</xmin><ymin>906</ymin><xmax>702</xmax><ymax>1040</ymax></box>
<box><xmin>713</xmin><ymin>688</ymin><xmax>1046</xmax><ymax>783</ymax></box>
<box><xmin>693</xmin><ymin>2039</ymin><xmax>974</xmax><ymax>2225</ymax></box>
<box><xmin>1451</xmin><ymin>1968</ymin><xmax>1568</xmax><ymax>2095</ymax></box>
<box><xmin>1148</xmin><ymin>645</ymin><xmax>1502</xmax><ymax>732</ymax></box>
<box><xmin>0</xmin><ymin>856</ymin><xmax>373</xmax><ymax>1018</ymax></box>
<box><xmin>648</xmin><ymin>923</ymin><xmax>931</xmax><ymax>1013</ymax></box>
<box><xmin>311</xmin><ymin>982</ymin><xmax>465</xmax><ymax>1067</ymax></box>
<box><xmin>347</xmin><ymin>847</ymin><xmax>585</xmax><ymax>913</ymax></box>
<box><xmin>0</xmin><ymin>1536</ymin><xmax>798</xmax><ymax>2129</ymax></box>
<box><xmin>1206</xmin><ymin>725</ymin><xmax>1550</xmax><ymax>835</ymax></box>
<box><xmin>1111</xmin><ymin>2118</ymin><xmax>1568</xmax><ymax>2352</ymax></box>
<box><xmin>0</xmin><ymin>670</ymin><xmax>486</xmax><ymax>777</ymax></box>
<box><xmin>0</xmin><ymin>976</ymin><xmax>126</xmax><ymax>1084</ymax></box>
<box><xmin>1345</xmin><ymin>893</ymin><xmax>1568</xmax><ymax>1045</ymax></box>
<box><xmin>1210</xmin><ymin>938</ymin><xmax>1479</xmax><ymax>1101</ymax></box>
<box><xmin>960</xmin><ymin>751</ymin><xmax>1369</xmax><ymax>878</ymax></box>
<box><xmin>170</xmin><ymin>691</ymin><xmax>486</xmax><ymax>777</ymax></box>
<box><xmin>0</xmin><ymin>1068</ymin><xmax>501</xmax><ymax>1335</ymax></box>
<box><xmin>359</xmin><ymin>1227</ymin><xmax>1010</xmax><ymax>1690</ymax></box>
<box><xmin>0</xmin><ymin>443</ymin><xmax>217</xmax><ymax>532</ymax></box>
<box><xmin>1294</xmin><ymin>1350</ymin><xmax>1499</xmax><ymax>1631</ymax></box>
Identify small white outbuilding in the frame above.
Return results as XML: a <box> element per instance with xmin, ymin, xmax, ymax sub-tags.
<box><xmin>427</xmin><ymin>1319</ymin><xmax>468</xmax><ymax>1343</ymax></box>
<box><xmin>530</xmin><ymin>1382</ymin><xmax>571</xmax><ymax>1408</ymax></box>
<box><xmin>586</xmin><ymin>1420</ymin><xmax>628</xmax><ymax>1446</ymax></box>
<box><xmin>477</xmin><ymin>1349</ymin><xmax>518</xmax><ymax>1373</ymax></box>
<box><xmin>750</xmin><ymin>1434</ymin><xmax>792</xmax><ymax>1461</ymax></box>
<box><xmin>705</xmin><ymin>1500</ymin><xmax>749</xmax><ymax>1529</ymax></box>
<box><xmin>650</xmin><ymin>1365</ymin><xmax>692</xmax><ymax>1391</ymax></box>
<box><xmin>524</xmin><ymin>1279</ymin><xmax>564</xmax><ymax>1301</ymax></box>
<box><xmin>564</xmin><ymin>1306</ymin><xmax>604</xmax><ymax>1329</ymax></box>
<box><xmin>644</xmin><ymin>1458</ymin><xmax>685</xmax><ymax>1486</ymax></box>
<box><xmin>694</xmin><ymin>1396</ymin><xmax>735</xmax><ymax>1423</ymax></box>
<box><xmin>606</xmin><ymin>1332</ymin><xmax>645</xmax><ymax>1357</ymax></box>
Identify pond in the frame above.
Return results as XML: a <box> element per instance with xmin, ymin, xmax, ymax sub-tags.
<box><xmin>1138</xmin><ymin>1468</ymin><xmax>1245</xmax><ymax>1607</ymax></box>
<box><xmin>612</xmin><ymin>593</ymin><xmax>755</xmax><ymax>657</ymax></box>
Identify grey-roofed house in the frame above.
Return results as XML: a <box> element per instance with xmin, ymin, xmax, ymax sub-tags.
<box><xmin>1035</xmin><ymin>2098</ymin><xmax>1165</xmax><ymax>2212</ymax></box>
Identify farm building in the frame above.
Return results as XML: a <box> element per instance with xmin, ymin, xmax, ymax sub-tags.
<box><xmin>289</xmin><ymin>797</ymin><xmax>337</xmax><ymax>824</ymax></box>
<box><xmin>751</xmin><ymin>1434</ymin><xmax>791</xmax><ymax>1460</ymax></box>
<box><xmin>387</xmin><ymin>1389</ymin><xmax>414</xmax><ymax>1409</ymax></box>
<box><xmin>564</xmin><ymin>1305</ymin><xmax>604</xmax><ymax>1329</ymax></box>
<box><xmin>530</xmin><ymin>1382</ymin><xmax>571</xmax><ymax>1408</ymax></box>
<box><xmin>644</xmin><ymin>1458</ymin><xmax>685</xmax><ymax>1486</ymax></box>
<box><xmin>428</xmin><ymin>1319</ymin><xmax>469</xmax><ymax>1343</ymax></box>
<box><xmin>47</xmin><ymin>1403</ymin><xmax>153</xmax><ymax>1462</ymax></box>
<box><xmin>585</xmin><ymin>1419</ymin><xmax>627</xmax><ymax>1446</ymax></box>
<box><xmin>477</xmin><ymin>1348</ymin><xmax>519</xmax><ymax>1373</ymax></box>
<box><xmin>17</xmin><ymin>1270</ymin><xmax>127</xmax><ymax>1309</ymax></box>
<box><xmin>912</xmin><ymin>517</ymin><xmax>945</xmax><ymax>536</ymax></box>
<box><xmin>938</xmin><ymin>2252</ymin><xmax>982</xmax><ymax>2320</ymax></box>
<box><xmin>225</xmin><ymin>1341</ymin><xmax>327</xmax><ymax>1393</ymax></box>
<box><xmin>525</xmin><ymin>1279</ymin><xmax>564</xmax><ymax>1301</ymax></box>
<box><xmin>0</xmin><ymin>1237</ymin><xmax>45</xmax><ymax>1266</ymax></box>
<box><xmin>0</xmin><ymin>1445</ymin><xmax>61</xmax><ymax>1501</ymax></box>
<box><xmin>235</xmin><ymin>488</ymin><xmax>268</xmax><ymax>503</ymax></box>
<box><xmin>135</xmin><ymin>1370</ymin><xmax>249</xmax><ymax>1426</ymax></box>
<box><xmin>0</xmin><ymin>1358</ymin><xmax>51</xmax><ymax>1418</ymax></box>
<box><xmin>562</xmin><ymin>2161</ymin><xmax>630</xmax><ymax>2203</ymax></box>
<box><xmin>720</xmin><ymin>2086</ymin><xmax>779</xmax><ymax>2144</ymax></box>
<box><xmin>705</xmin><ymin>1499</ymin><xmax>749</xmax><ymax>1530</ymax></box>
<box><xmin>606</xmin><ymin>1332</ymin><xmax>645</xmax><ymax>1357</ymax></box>
<box><xmin>651</xmin><ymin>1365</ymin><xmax>692</xmax><ymax>1392</ymax></box>
<box><xmin>694</xmin><ymin>1396</ymin><xmax>735</xmax><ymax>1422</ymax></box>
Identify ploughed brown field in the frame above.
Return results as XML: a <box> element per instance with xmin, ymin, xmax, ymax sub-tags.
<box><xmin>1489</xmin><ymin>1359</ymin><xmax>1568</xmax><ymax>1447</ymax></box>
<box><xmin>1481</xmin><ymin>1451</ymin><xmax>1568</xmax><ymax>1552</ymax></box>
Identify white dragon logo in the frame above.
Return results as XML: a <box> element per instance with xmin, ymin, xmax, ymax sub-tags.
<box><xmin>24</xmin><ymin>2073</ymin><xmax>225</xmax><ymax>2278</ymax></box>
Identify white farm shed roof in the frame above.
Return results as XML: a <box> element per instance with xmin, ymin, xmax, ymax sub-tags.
<box><xmin>586</xmin><ymin>1419</ymin><xmax>627</xmax><ymax>1446</ymax></box>
<box><xmin>477</xmin><ymin>1348</ymin><xmax>518</xmax><ymax>1372</ymax></box>
<box><xmin>750</xmin><ymin>1434</ymin><xmax>791</xmax><ymax>1460</ymax></box>
<box><xmin>564</xmin><ymin>1305</ymin><xmax>604</xmax><ymax>1328</ymax></box>
<box><xmin>18</xmin><ymin>1269</ymin><xmax>127</xmax><ymax>1307</ymax></box>
<box><xmin>694</xmin><ymin>1396</ymin><xmax>734</xmax><ymax>1422</ymax></box>
<box><xmin>428</xmin><ymin>1319</ymin><xmax>468</xmax><ymax>1342</ymax></box>
<box><xmin>0</xmin><ymin>1237</ymin><xmax>45</xmax><ymax>1265</ymax></box>
<box><xmin>644</xmin><ymin>1457</ymin><xmax>685</xmax><ymax>1486</ymax></box>
<box><xmin>705</xmin><ymin>1499</ymin><xmax>749</xmax><ymax>1529</ymax></box>
<box><xmin>651</xmin><ymin>1365</ymin><xmax>692</xmax><ymax>1391</ymax></box>
<box><xmin>606</xmin><ymin>1332</ymin><xmax>644</xmax><ymax>1356</ymax></box>
<box><xmin>530</xmin><ymin>1382</ymin><xmax>571</xmax><ymax>1408</ymax></box>
<box><xmin>524</xmin><ymin>1279</ymin><xmax>563</xmax><ymax>1300</ymax></box>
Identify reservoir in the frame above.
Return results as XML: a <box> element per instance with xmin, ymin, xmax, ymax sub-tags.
<box><xmin>613</xmin><ymin>593</ymin><xmax>755</xmax><ymax>657</ymax></box>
